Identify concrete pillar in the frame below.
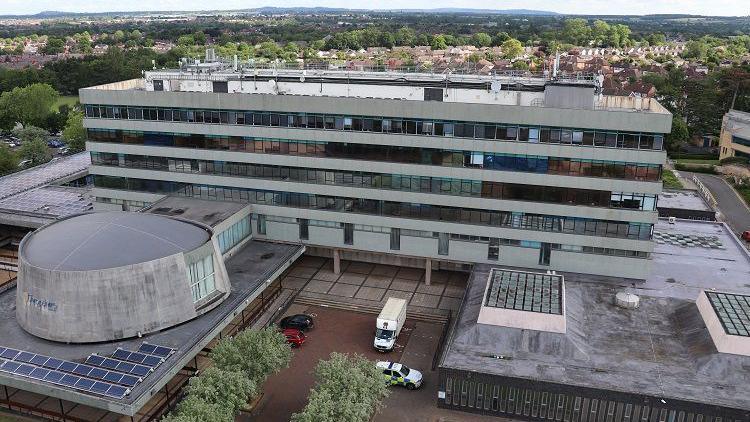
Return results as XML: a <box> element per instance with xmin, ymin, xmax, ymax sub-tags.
<box><xmin>425</xmin><ymin>258</ymin><xmax>432</xmax><ymax>286</ymax></box>
<box><xmin>333</xmin><ymin>249</ymin><xmax>341</xmax><ymax>275</ymax></box>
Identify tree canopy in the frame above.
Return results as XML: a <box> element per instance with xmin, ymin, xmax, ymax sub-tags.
<box><xmin>62</xmin><ymin>109</ymin><xmax>86</xmax><ymax>153</ymax></box>
<box><xmin>15</xmin><ymin>126</ymin><xmax>51</xmax><ymax>166</ymax></box>
<box><xmin>210</xmin><ymin>327</ymin><xmax>291</xmax><ymax>386</ymax></box>
<box><xmin>291</xmin><ymin>353</ymin><xmax>389</xmax><ymax>422</ymax></box>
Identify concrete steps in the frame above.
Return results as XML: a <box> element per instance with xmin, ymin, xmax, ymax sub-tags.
<box><xmin>295</xmin><ymin>292</ymin><xmax>449</xmax><ymax>324</ymax></box>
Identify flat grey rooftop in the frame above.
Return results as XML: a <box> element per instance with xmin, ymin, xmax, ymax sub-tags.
<box><xmin>22</xmin><ymin>212</ymin><xmax>210</xmax><ymax>271</ymax></box>
<box><xmin>145</xmin><ymin>196</ymin><xmax>246</xmax><ymax>228</ymax></box>
<box><xmin>442</xmin><ymin>219</ymin><xmax>750</xmax><ymax>411</ymax></box>
<box><xmin>0</xmin><ymin>153</ymin><xmax>90</xmax><ymax>201</ymax></box>
<box><xmin>0</xmin><ymin>240</ymin><xmax>303</xmax><ymax>412</ymax></box>
<box><xmin>657</xmin><ymin>190</ymin><xmax>712</xmax><ymax>211</ymax></box>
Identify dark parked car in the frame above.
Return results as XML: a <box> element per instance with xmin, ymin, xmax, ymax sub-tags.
<box><xmin>742</xmin><ymin>230</ymin><xmax>750</xmax><ymax>242</ymax></box>
<box><xmin>279</xmin><ymin>314</ymin><xmax>314</xmax><ymax>331</ymax></box>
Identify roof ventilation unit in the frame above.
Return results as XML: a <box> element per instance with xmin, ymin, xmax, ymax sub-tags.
<box><xmin>615</xmin><ymin>292</ymin><xmax>640</xmax><ymax>309</ymax></box>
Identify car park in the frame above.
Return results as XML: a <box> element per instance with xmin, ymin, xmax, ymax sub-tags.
<box><xmin>376</xmin><ymin>361</ymin><xmax>423</xmax><ymax>390</ymax></box>
<box><xmin>279</xmin><ymin>314</ymin><xmax>314</xmax><ymax>331</ymax></box>
<box><xmin>282</xmin><ymin>328</ymin><xmax>306</xmax><ymax>348</ymax></box>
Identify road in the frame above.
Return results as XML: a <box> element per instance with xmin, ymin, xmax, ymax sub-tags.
<box><xmin>680</xmin><ymin>171</ymin><xmax>750</xmax><ymax>235</ymax></box>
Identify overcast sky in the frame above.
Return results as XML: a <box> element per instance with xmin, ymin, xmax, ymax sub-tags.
<box><xmin>0</xmin><ymin>0</ymin><xmax>748</xmax><ymax>17</ymax></box>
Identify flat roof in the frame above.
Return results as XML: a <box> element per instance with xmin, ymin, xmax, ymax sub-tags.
<box><xmin>22</xmin><ymin>212</ymin><xmax>210</xmax><ymax>271</ymax></box>
<box><xmin>0</xmin><ymin>153</ymin><xmax>90</xmax><ymax>202</ymax></box>
<box><xmin>0</xmin><ymin>240</ymin><xmax>304</xmax><ymax>415</ymax></box>
<box><xmin>144</xmin><ymin>196</ymin><xmax>247</xmax><ymax>228</ymax></box>
<box><xmin>442</xmin><ymin>219</ymin><xmax>750</xmax><ymax>411</ymax></box>
<box><xmin>657</xmin><ymin>190</ymin><xmax>712</xmax><ymax>212</ymax></box>
<box><xmin>484</xmin><ymin>269</ymin><xmax>563</xmax><ymax>315</ymax></box>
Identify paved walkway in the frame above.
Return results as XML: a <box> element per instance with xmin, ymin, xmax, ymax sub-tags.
<box><xmin>281</xmin><ymin>256</ymin><xmax>468</xmax><ymax>315</ymax></box>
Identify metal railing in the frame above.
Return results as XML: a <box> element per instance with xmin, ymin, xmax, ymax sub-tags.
<box><xmin>149</xmin><ymin>59</ymin><xmax>597</xmax><ymax>86</ymax></box>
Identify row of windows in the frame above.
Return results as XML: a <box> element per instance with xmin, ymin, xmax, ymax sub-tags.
<box><xmin>731</xmin><ymin>136</ymin><xmax>750</xmax><ymax>148</ymax></box>
<box><xmin>90</xmin><ymin>152</ymin><xmax>658</xmax><ymax>211</ymax></box>
<box><xmin>94</xmin><ymin>176</ymin><xmax>653</xmax><ymax>240</ymax></box>
<box><xmin>442</xmin><ymin>375</ymin><xmax>737</xmax><ymax>422</ymax></box>
<box><xmin>86</xmin><ymin>129</ymin><xmax>663</xmax><ymax>182</ymax></box>
<box><xmin>260</xmin><ymin>215</ymin><xmax>649</xmax><ymax>259</ymax></box>
<box><xmin>83</xmin><ymin>104</ymin><xmax>665</xmax><ymax>151</ymax></box>
<box><xmin>217</xmin><ymin>216</ymin><xmax>251</xmax><ymax>254</ymax></box>
<box><xmin>187</xmin><ymin>254</ymin><xmax>216</xmax><ymax>303</ymax></box>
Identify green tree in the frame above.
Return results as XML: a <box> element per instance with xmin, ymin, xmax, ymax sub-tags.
<box><xmin>563</xmin><ymin>18</ymin><xmax>591</xmax><ymax>46</ymax></box>
<box><xmin>62</xmin><ymin>109</ymin><xmax>86</xmax><ymax>153</ymax></box>
<box><xmin>0</xmin><ymin>83</ymin><xmax>59</xmax><ymax>129</ymax></box>
<box><xmin>113</xmin><ymin>30</ymin><xmax>126</xmax><ymax>43</ymax></box>
<box><xmin>210</xmin><ymin>327</ymin><xmax>291</xmax><ymax>386</ymax></box>
<box><xmin>0</xmin><ymin>143</ymin><xmax>19</xmax><ymax>175</ymax></box>
<box><xmin>666</xmin><ymin>115</ymin><xmax>689</xmax><ymax>152</ymax></box>
<box><xmin>15</xmin><ymin>126</ymin><xmax>51</xmax><ymax>166</ymax></box>
<box><xmin>291</xmin><ymin>353</ymin><xmax>389</xmax><ymax>422</ymax></box>
<box><xmin>42</xmin><ymin>37</ymin><xmax>66</xmax><ymax>55</ymax></box>
<box><xmin>501</xmin><ymin>38</ymin><xmax>524</xmax><ymax>59</ymax></box>
<box><xmin>471</xmin><ymin>32</ymin><xmax>492</xmax><ymax>48</ymax></box>
<box><xmin>431</xmin><ymin>35</ymin><xmax>448</xmax><ymax>50</ymax></box>
<box><xmin>162</xmin><ymin>367</ymin><xmax>255</xmax><ymax>422</ymax></box>
<box><xmin>683</xmin><ymin>39</ymin><xmax>709</xmax><ymax>60</ymax></box>
<box><xmin>591</xmin><ymin>20</ymin><xmax>611</xmax><ymax>46</ymax></box>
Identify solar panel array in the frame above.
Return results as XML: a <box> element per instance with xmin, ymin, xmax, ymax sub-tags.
<box><xmin>0</xmin><ymin>152</ymin><xmax>90</xmax><ymax>201</ymax></box>
<box><xmin>484</xmin><ymin>269</ymin><xmax>563</xmax><ymax>315</ymax></box>
<box><xmin>0</xmin><ymin>342</ymin><xmax>176</xmax><ymax>400</ymax></box>
<box><xmin>0</xmin><ymin>186</ymin><xmax>93</xmax><ymax>218</ymax></box>
<box><xmin>706</xmin><ymin>292</ymin><xmax>750</xmax><ymax>337</ymax></box>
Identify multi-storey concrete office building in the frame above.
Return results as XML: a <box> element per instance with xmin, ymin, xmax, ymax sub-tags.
<box><xmin>81</xmin><ymin>63</ymin><xmax>671</xmax><ymax>279</ymax></box>
<box><xmin>719</xmin><ymin>109</ymin><xmax>750</xmax><ymax>160</ymax></box>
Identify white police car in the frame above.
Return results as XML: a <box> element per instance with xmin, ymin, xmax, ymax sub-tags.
<box><xmin>376</xmin><ymin>361</ymin><xmax>423</xmax><ymax>390</ymax></box>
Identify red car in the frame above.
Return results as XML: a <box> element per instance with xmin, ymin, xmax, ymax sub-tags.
<box><xmin>283</xmin><ymin>328</ymin><xmax>306</xmax><ymax>348</ymax></box>
<box><xmin>742</xmin><ymin>231</ymin><xmax>750</xmax><ymax>242</ymax></box>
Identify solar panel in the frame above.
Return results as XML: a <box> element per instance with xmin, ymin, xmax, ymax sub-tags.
<box><xmin>137</xmin><ymin>342</ymin><xmax>175</xmax><ymax>358</ymax></box>
<box><xmin>85</xmin><ymin>354</ymin><xmax>151</xmax><ymax>378</ymax></box>
<box><xmin>0</xmin><ymin>360</ymin><xmax>131</xmax><ymax>399</ymax></box>
<box><xmin>0</xmin><ymin>342</ymin><xmax>172</xmax><ymax>400</ymax></box>
<box><xmin>112</xmin><ymin>348</ymin><xmax>164</xmax><ymax>367</ymax></box>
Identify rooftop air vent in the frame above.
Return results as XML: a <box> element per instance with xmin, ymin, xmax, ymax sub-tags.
<box><xmin>615</xmin><ymin>292</ymin><xmax>640</xmax><ymax>309</ymax></box>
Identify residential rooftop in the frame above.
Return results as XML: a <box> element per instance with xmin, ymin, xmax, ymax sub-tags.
<box><xmin>442</xmin><ymin>218</ymin><xmax>750</xmax><ymax>411</ymax></box>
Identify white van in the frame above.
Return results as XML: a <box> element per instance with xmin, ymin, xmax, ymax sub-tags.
<box><xmin>374</xmin><ymin>297</ymin><xmax>407</xmax><ymax>352</ymax></box>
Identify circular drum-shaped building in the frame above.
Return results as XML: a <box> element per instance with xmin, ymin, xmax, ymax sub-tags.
<box><xmin>16</xmin><ymin>211</ymin><xmax>231</xmax><ymax>343</ymax></box>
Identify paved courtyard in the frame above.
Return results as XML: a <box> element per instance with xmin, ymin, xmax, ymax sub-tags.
<box><xmin>281</xmin><ymin>255</ymin><xmax>469</xmax><ymax>314</ymax></box>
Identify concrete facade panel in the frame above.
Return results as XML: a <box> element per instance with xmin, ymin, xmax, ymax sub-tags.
<box><xmin>79</xmin><ymin>88</ymin><xmax>672</xmax><ymax>133</ymax></box>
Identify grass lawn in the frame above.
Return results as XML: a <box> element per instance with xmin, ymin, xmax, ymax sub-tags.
<box><xmin>51</xmin><ymin>95</ymin><xmax>79</xmax><ymax>112</ymax></box>
<box><xmin>674</xmin><ymin>158</ymin><xmax>720</xmax><ymax>165</ymax></box>
<box><xmin>662</xmin><ymin>169</ymin><xmax>683</xmax><ymax>189</ymax></box>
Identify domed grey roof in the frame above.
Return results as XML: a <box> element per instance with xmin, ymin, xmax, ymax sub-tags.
<box><xmin>22</xmin><ymin>211</ymin><xmax>210</xmax><ymax>271</ymax></box>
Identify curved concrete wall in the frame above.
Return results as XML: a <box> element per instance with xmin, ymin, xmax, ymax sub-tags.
<box><xmin>16</xmin><ymin>233</ymin><xmax>230</xmax><ymax>343</ymax></box>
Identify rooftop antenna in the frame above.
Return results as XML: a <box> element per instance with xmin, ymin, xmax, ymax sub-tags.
<box><xmin>553</xmin><ymin>50</ymin><xmax>560</xmax><ymax>80</ymax></box>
